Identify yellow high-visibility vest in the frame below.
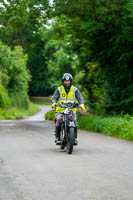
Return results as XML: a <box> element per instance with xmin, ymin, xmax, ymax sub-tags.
<box><xmin>56</xmin><ymin>85</ymin><xmax>78</xmax><ymax>113</ymax></box>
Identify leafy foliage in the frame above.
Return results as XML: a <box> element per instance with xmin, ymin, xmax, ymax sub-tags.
<box><xmin>50</xmin><ymin>0</ymin><xmax>133</xmax><ymax>114</ymax></box>
<box><xmin>0</xmin><ymin>0</ymin><xmax>50</xmax><ymax>96</ymax></box>
<box><xmin>0</xmin><ymin>41</ymin><xmax>30</xmax><ymax>109</ymax></box>
<box><xmin>40</xmin><ymin>24</ymin><xmax>80</xmax><ymax>91</ymax></box>
<box><xmin>1</xmin><ymin>0</ymin><xmax>133</xmax><ymax>115</ymax></box>
<box><xmin>0</xmin><ymin>84</ymin><xmax>10</xmax><ymax>109</ymax></box>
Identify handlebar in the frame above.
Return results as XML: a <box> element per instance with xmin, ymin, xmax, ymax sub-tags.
<box><xmin>56</xmin><ymin>103</ymin><xmax>81</xmax><ymax>109</ymax></box>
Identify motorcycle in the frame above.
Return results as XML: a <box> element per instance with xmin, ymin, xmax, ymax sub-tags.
<box><xmin>55</xmin><ymin>102</ymin><xmax>80</xmax><ymax>154</ymax></box>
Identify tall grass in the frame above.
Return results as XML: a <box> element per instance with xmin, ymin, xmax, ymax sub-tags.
<box><xmin>77</xmin><ymin>114</ymin><xmax>133</xmax><ymax>141</ymax></box>
<box><xmin>45</xmin><ymin>110</ymin><xmax>55</xmax><ymax>120</ymax></box>
<box><xmin>45</xmin><ymin>110</ymin><xmax>133</xmax><ymax>141</ymax></box>
<box><xmin>0</xmin><ymin>102</ymin><xmax>38</xmax><ymax>120</ymax></box>
<box><xmin>10</xmin><ymin>92</ymin><xmax>29</xmax><ymax>110</ymax></box>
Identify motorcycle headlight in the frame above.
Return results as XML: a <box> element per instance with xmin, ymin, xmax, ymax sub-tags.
<box><xmin>67</xmin><ymin>102</ymin><xmax>73</xmax><ymax>107</ymax></box>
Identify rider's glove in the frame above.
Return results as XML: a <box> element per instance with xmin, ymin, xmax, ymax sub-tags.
<box><xmin>79</xmin><ymin>104</ymin><xmax>86</xmax><ymax>111</ymax></box>
<box><xmin>52</xmin><ymin>103</ymin><xmax>57</xmax><ymax>108</ymax></box>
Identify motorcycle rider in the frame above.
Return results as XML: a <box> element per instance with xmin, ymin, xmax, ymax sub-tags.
<box><xmin>52</xmin><ymin>73</ymin><xmax>86</xmax><ymax>145</ymax></box>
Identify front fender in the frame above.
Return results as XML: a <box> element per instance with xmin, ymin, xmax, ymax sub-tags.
<box><xmin>68</xmin><ymin>121</ymin><xmax>75</xmax><ymax>127</ymax></box>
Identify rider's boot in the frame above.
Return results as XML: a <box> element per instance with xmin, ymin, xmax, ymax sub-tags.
<box><xmin>55</xmin><ymin>126</ymin><xmax>61</xmax><ymax>144</ymax></box>
<box><xmin>74</xmin><ymin>127</ymin><xmax>78</xmax><ymax>145</ymax></box>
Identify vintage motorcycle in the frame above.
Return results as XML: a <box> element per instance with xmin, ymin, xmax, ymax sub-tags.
<box><xmin>55</xmin><ymin>102</ymin><xmax>80</xmax><ymax>154</ymax></box>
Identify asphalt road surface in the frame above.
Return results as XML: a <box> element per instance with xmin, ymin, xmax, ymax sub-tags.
<box><xmin>0</xmin><ymin>105</ymin><xmax>133</xmax><ymax>200</ymax></box>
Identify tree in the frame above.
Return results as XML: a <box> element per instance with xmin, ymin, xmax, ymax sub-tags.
<box><xmin>0</xmin><ymin>0</ymin><xmax>50</xmax><ymax>96</ymax></box>
<box><xmin>49</xmin><ymin>0</ymin><xmax>133</xmax><ymax>114</ymax></box>
<box><xmin>40</xmin><ymin>23</ymin><xmax>80</xmax><ymax>91</ymax></box>
<box><xmin>0</xmin><ymin>40</ymin><xmax>30</xmax><ymax>109</ymax></box>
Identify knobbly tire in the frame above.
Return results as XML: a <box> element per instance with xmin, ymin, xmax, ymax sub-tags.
<box><xmin>66</xmin><ymin>127</ymin><xmax>75</xmax><ymax>154</ymax></box>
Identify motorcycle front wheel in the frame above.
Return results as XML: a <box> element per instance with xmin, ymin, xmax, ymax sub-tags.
<box><xmin>66</xmin><ymin>127</ymin><xmax>75</xmax><ymax>154</ymax></box>
<box><xmin>60</xmin><ymin>128</ymin><xmax>65</xmax><ymax>149</ymax></box>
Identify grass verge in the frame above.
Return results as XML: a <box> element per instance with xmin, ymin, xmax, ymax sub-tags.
<box><xmin>0</xmin><ymin>102</ymin><xmax>39</xmax><ymax>120</ymax></box>
<box><xmin>45</xmin><ymin>110</ymin><xmax>133</xmax><ymax>141</ymax></box>
<box><xmin>45</xmin><ymin>109</ymin><xmax>55</xmax><ymax>120</ymax></box>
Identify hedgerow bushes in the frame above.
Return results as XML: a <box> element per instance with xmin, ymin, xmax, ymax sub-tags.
<box><xmin>0</xmin><ymin>84</ymin><xmax>10</xmax><ymax>108</ymax></box>
<box><xmin>77</xmin><ymin>114</ymin><xmax>133</xmax><ymax>141</ymax></box>
<box><xmin>45</xmin><ymin>109</ymin><xmax>55</xmax><ymax>121</ymax></box>
<box><xmin>0</xmin><ymin>41</ymin><xmax>30</xmax><ymax>110</ymax></box>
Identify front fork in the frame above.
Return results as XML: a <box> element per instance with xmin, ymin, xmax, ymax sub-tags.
<box><xmin>64</xmin><ymin>115</ymin><xmax>76</xmax><ymax>142</ymax></box>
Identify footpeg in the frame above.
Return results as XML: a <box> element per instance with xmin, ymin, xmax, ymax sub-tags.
<box><xmin>74</xmin><ymin>139</ymin><xmax>78</xmax><ymax>145</ymax></box>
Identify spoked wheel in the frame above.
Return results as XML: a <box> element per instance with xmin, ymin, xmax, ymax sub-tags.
<box><xmin>66</xmin><ymin>127</ymin><xmax>75</xmax><ymax>154</ymax></box>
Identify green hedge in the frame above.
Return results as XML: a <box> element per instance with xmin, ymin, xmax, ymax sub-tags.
<box><xmin>0</xmin><ymin>41</ymin><xmax>30</xmax><ymax>110</ymax></box>
<box><xmin>45</xmin><ymin>109</ymin><xmax>55</xmax><ymax>120</ymax></box>
<box><xmin>77</xmin><ymin>114</ymin><xmax>133</xmax><ymax>141</ymax></box>
<box><xmin>10</xmin><ymin>91</ymin><xmax>29</xmax><ymax>110</ymax></box>
<box><xmin>0</xmin><ymin>84</ymin><xmax>10</xmax><ymax>109</ymax></box>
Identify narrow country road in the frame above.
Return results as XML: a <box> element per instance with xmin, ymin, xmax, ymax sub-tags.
<box><xmin>0</xmin><ymin>105</ymin><xmax>133</xmax><ymax>200</ymax></box>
